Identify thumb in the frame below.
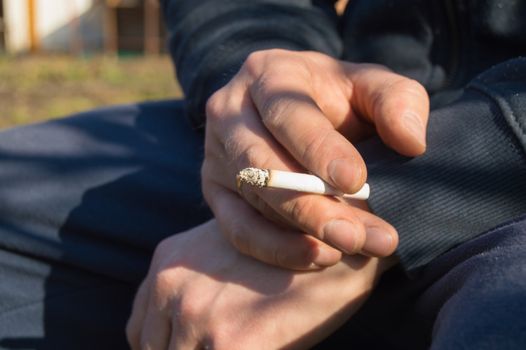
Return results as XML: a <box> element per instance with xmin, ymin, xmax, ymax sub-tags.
<box><xmin>347</xmin><ymin>63</ymin><xmax>430</xmax><ymax>157</ymax></box>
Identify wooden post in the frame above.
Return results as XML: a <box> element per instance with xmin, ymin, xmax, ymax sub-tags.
<box><xmin>0</xmin><ymin>0</ymin><xmax>5</xmax><ymax>52</ymax></box>
<box><xmin>69</xmin><ymin>0</ymin><xmax>84</xmax><ymax>55</ymax></box>
<box><xmin>144</xmin><ymin>0</ymin><xmax>160</xmax><ymax>55</ymax></box>
<box><xmin>104</xmin><ymin>0</ymin><xmax>118</xmax><ymax>55</ymax></box>
<box><xmin>28</xmin><ymin>0</ymin><xmax>40</xmax><ymax>53</ymax></box>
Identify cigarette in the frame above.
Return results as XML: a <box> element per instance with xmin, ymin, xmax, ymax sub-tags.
<box><xmin>236</xmin><ymin>167</ymin><xmax>369</xmax><ymax>200</ymax></box>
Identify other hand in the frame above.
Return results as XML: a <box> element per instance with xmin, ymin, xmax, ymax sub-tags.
<box><xmin>126</xmin><ymin>220</ymin><xmax>396</xmax><ymax>350</ymax></box>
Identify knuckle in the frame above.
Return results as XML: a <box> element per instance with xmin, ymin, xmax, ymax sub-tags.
<box><xmin>260</xmin><ymin>93</ymin><xmax>295</xmax><ymax>129</ymax></box>
<box><xmin>227</xmin><ymin>219</ymin><xmax>252</xmax><ymax>257</ymax></box>
<box><xmin>286</xmin><ymin>197</ymin><xmax>318</xmax><ymax>232</ymax></box>
<box><xmin>350</xmin><ymin>222</ymin><xmax>367</xmax><ymax>253</ymax></box>
<box><xmin>370</xmin><ymin>78</ymin><xmax>412</xmax><ymax>118</ymax></box>
<box><xmin>369</xmin><ymin>87</ymin><xmax>388</xmax><ymax>116</ymax></box>
<box><xmin>378</xmin><ymin>78</ymin><xmax>429</xmax><ymax>124</ymax></box>
<box><xmin>396</xmin><ymin>78</ymin><xmax>428</xmax><ymax>98</ymax></box>
<box><xmin>179</xmin><ymin>293</ymin><xmax>201</xmax><ymax>321</ymax></box>
<box><xmin>243</xmin><ymin>50</ymin><xmax>266</xmax><ymax>76</ymax></box>
<box><xmin>205</xmin><ymin>90</ymin><xmax>224</xmax><ymax>122</ymax></box>
<box><xmin>387</xmin><ymin>78</ymin><xmax>428</xmax><ymax>103</ymax></box>
<box><xmin>298</xmin><ymin>127</ymin><xmax>331</xmax><ymax>165</ymax></box>
<box><xmin>244</xmin><ymin>48</ymin><xmax>294</xmax><ymax>76</ymax></box>
<box><xmin>154</xmin><ymin>270</ymin><xmax>174</xmax><ymax>296</ymax></box>
<box><xmin>177</xmin><ymin>284</ymin><xmax>210</xmax><ymax>325</ymax></box>
<box><xmin>252</xmin><ymin>66</ymin><xmax>312</xmax><ymax>130</ymax></box>
<box><xmin>273</xmin><ymin>246</ymin><xmax>287</xmax><ymax>268</ymax></box>
<box><xmin>151</xmin><ymin>270</ymin><xmax>180</xmax><ymax>310</ymax></box>
<box><xmin>385</xmin><ymin>78</ymin><xmax>427</xmax><ymax>102</ymax></box>
<box><xmin>234</xmin><ymin>143</ymin><xmax>273</xmax><ymax>170</ymax></box>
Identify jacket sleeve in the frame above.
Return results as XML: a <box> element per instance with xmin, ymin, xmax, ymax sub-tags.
<box><xmin>161</xmin><ymin>0</ymin><xmax>342</xmax><ymax>128</ymax></box>
<box><xmin>365</xmin><ymin>57</ymin><xmax>526</xmax><ymax>273</ymax></box>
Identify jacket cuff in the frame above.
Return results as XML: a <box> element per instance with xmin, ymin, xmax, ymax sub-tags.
<box><xmin>182</xmin><ymin>40</ymin><xmax>314</xmax><ymax>129</ymax></box>
<box><xmin>163</xmin><ymin>1</ymin><xmax>342</xmax><ymax>129</ymax></box>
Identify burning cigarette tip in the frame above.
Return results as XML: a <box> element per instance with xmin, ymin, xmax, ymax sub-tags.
<box><xmin>236</xmin><ymin>167</ymin><xmax>269</xmax><ymax>188</ymax></box>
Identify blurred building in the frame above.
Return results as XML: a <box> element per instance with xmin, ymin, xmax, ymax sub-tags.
<box><xmin>0</xmin><ymin>0</ymin><xmax>165</xmax><ymax>55</ymax></box>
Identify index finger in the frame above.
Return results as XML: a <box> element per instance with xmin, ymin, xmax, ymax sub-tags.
<box><xmin>250</xmin><ymin>71</ymin><xmax>367</xmax><ymax>194</ymax></box>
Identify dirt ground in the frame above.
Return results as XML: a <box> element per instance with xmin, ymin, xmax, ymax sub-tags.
<box><xmin>0</xmin><ymin>55</ymin><xmax>182</xmax><ymax>129</ymax></box>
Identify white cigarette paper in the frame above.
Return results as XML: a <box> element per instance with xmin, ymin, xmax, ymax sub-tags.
<box><xmin>236</xmin><ymin>167</ymin><xmax>370</xmax><ymax>200</ymax></box>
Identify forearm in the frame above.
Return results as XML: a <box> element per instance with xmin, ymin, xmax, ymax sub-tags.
<box><xmin>161</xmin><ymin>0</ymin><xmax>342</xmax><ymax>128</ymax></box>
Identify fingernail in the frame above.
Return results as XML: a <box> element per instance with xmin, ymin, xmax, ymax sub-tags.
<box><xmin>323</xmin><ymin>219</ymin><xmax>357</xmax><ymax>254</ymax></box>
<box><xmin>403</xmin><ymin>111</ymin><xmax>426</xmax><ymax>146</ymax></box>
<box><xmin>328</xmin><ymin>159</ymin><xmax>363</xmax><ymax>193</ymax></box>
<box><xmin>362</xmin><ymin>226</ymin><xmax>393</xmax><ymax>256</ymax></box>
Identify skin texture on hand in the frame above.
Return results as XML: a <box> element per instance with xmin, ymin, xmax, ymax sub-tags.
<box><xmin>126</xmin><ymin>220</ymin><xmax>397</xmax><ymax>350</ymax></box>
<box><xmin>202</xmin><ymin>49</ymin><xmax>429</xmax><ymax>269</ymax></box>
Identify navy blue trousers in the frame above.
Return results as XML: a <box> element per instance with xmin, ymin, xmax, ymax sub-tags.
<box><xmin>0</xmin><ymin>100</ymin><xmax>524</xmax><ymax>349</ymax></box>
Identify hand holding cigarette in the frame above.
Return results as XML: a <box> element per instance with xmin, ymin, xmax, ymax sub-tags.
<box><xmin>202</xmin><ymin>50</ymin><xmax>426</xmax><ymax>270</ymax></box>
<box><xmin>236</xmin><ymin>167</ymin><xmax>370</xmax><ymax>200</ymax></box>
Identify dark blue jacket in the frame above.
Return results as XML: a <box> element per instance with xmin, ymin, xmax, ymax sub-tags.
<box><xmin>161</xmin><ymin>0</ymin><xmax>526</xmax><ymax>272</ymax></box>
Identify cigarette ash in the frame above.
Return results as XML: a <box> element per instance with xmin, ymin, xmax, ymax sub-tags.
<box><xmin>236</xmin><ymin>167</ymin><xmax>269</xmax><ymax>188</ymax></box>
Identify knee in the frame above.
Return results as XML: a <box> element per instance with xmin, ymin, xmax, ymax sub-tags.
<box><xmin>431</xmin><ymin>257</ymin><xmax>526</xmax><ymax>349</ymax></box>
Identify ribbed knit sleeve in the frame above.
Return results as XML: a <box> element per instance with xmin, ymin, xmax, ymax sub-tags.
<box><xmin>366</xmin><ymin>58</ymin><xmax>526</xmax><ymax>273</ymax></box>
<box><xmin>161</xmin><ymin>0</ymin><xmax>342</xmax><ymax>128</ymax></box>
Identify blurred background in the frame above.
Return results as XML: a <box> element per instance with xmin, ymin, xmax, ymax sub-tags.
<box><xmin>0</xmin><ymin>0</ymin><xmax>181</xmax><ymax>129</ymax></box>
<box><xmin>0</xmin><ymin>0</ymin><xmax>349</xmax><ymax>130</ymax></box>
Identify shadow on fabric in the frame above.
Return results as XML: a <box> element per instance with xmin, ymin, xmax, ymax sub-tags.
<box><xmin>0</xmin><ymin>100</ymin><xmax>211</xmax><ymax>349</ymax></box>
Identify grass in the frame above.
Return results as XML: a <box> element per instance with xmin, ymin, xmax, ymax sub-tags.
<box><xmin>0</xmin><ymin>55</ymin><xmax>183</xmax><ymax>129</ymax></box>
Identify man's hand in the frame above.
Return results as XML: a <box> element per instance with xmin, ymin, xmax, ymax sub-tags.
<box><xmin>202</xmin><ymin>49</ymin><xmax>429</xmax><ymax>269</ymax></box>
<box><xmin>126</xmin><ymin>220</ymin><xmax>396</xmax><ymax>350</ymax></box>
